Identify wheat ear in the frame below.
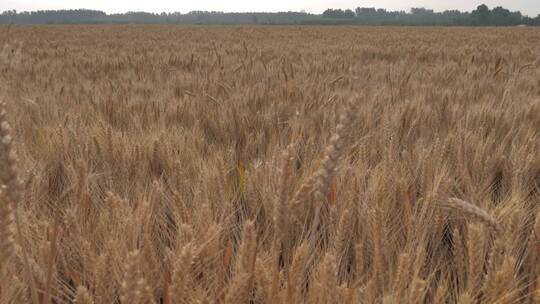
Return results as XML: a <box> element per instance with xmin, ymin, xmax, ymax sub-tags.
<box><xmin>0</xmin><ymin>101</ymin><xmax>19</xmax><ymax>263</ymax></box>
<box><xmin>0</xmin><ymin>101</ymin><xmax>40</xmax><ymax>304</ymax></box>
<box><xmin>226</xmin><ymin>220</ymin><xmax>257</xmax><ymax>303</ymax></box>
<box><xmin>120</xmin><ymin>250</ymin><xmax>149</xmax><ymax>304</ymax></box>
<box><xmin>447</xmin><ymin>198</ymin><xmax>502</xmax><ymax>233</ymax></box>
<box><xmin>74</xmin><ymin>286</ymin><xmax>95</xmax><ymax>304</ymax></box>
<box><xmin>274</xmin><ymin>144</ymin><xmax>295</xmax><ymax>246</ymax></box>
<box><xmin>309</xmin><ymin>97</ymin><xmax>359</xmax><ymax>241</ymax></box>
<box><xmin>169</xmin><ymin>243</ymin><xmax>194</xmax><ymax>302</ymax></box>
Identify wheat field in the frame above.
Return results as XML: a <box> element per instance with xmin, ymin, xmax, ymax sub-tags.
<box><xmin>1</xmin><ymin>25</ymin><xmax>540</xmax><ymax>303</ymax></box>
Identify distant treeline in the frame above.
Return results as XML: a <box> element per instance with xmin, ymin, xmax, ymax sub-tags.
<box><xmin>1</xmin><ymin>5</ymin><xmax>539</xmax><ymax>26</ymax></box>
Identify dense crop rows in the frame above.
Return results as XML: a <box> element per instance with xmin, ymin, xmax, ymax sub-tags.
<box><xmin>1</xmin><ymin>25</ymin><xmax>540</xmax><ymax>303</ymax></box>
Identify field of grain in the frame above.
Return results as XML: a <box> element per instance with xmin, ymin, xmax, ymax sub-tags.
<box><xmin>1</xmin><ymin>25</ymin><xmax>540</xmax><ymax>303</ymax></box>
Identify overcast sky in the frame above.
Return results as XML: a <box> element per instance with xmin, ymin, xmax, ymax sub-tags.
<box><xmin>2</xmin><ymin>0</ymin><xmax>539</xmax><ymax>17</ymax></box>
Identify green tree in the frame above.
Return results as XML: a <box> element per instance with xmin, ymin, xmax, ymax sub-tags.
<box><xmin>472</xmin><ymin>4</ymin><xmax>491</xmax><ymax>25</ymax></box>
<box><xmin>492</xmin><ymin>6</ymin><xmax>511</xmax><ymax>25</ymax></box>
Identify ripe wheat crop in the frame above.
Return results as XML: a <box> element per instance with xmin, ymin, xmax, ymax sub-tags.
<box><xmin>1</xmin><ymin>25</ymin><xmax>540</xmax><ymax>303</ymax></box>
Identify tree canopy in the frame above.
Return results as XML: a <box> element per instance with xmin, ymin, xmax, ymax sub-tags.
<box><xmin>1</xmin><ymin>4</ymin><xmax>538</xmax><ymax>26</ymax></box>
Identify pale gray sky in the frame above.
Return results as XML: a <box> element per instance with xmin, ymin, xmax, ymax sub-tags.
<box><xmin>2</xmin><ymin>0</ymin><xmax>539</xmax><ymax>17</ymax></box>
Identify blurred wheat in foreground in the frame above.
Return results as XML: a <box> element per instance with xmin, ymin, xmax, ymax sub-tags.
<box><xmin>1</xmin><ymin>25</ymin><xmax>540</xmax><ymax>303</ymax></box>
